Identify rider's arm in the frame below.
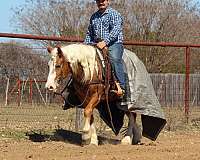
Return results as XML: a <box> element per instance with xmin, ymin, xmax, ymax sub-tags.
<box><xmin>104</xmin><ymin>12</ymin><xmax>123</xmax><ymax>46</ymax></box>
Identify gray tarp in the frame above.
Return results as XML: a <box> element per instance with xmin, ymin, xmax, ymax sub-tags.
<box><xmin>98</xmin><ymin>49</ymin><xmax>166</xmax><ymax>140</ymax></box>
<box><xmin>120</xmin><ymin>49</ymin><xmax>165</xmax><ymax>119</ymax></box>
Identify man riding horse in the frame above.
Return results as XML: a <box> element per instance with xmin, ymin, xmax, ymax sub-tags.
<box><xmin>84</xmin><ymin>0</ymin><xmax>125</xmax><ymax>97</ymax></box>
<box><xmin>45</xmin><ymin>0</ymin><xmax>167</xmax><ymax>146</ymax></box>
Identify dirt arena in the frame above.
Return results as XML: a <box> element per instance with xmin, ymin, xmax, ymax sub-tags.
<box><xmin>0</xmin><ymin>131</ymin><xmax>199</xmax><ymax>160</ymax></box>
<box><xmin>0</xmin><ymin>105</ymin><xmax>200</xmax><ymax>160</ymax></box>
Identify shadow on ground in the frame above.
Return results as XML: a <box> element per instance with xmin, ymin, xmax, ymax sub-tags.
<box><xmin>26</xmin><ymin>129</ymin><xmax>120</xmax><ymax>146</ymax></box>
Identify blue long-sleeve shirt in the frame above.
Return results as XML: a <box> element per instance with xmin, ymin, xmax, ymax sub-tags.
<box><xmin>84</xmin><ymin>7</ymin><xmax>123</xmax><ymax>46</ymax></box>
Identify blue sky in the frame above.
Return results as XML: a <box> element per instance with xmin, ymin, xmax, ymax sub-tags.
<box><xmin>0</xmin><ymin>0</ymin><xmax>26</xmax><ymax>33</ymax></box>
<box><xmin>0</xmin><ymin>0</ymin><xmax>200</xmax><ymax>40</ymax></box>
<box><xmin>0</xmin><ymin>0</ymin><xmax>26</xmax><ymax>41</ymax></box>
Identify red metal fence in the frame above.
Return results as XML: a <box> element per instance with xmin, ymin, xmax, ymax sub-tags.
<box><xmin>1</xmin><ymin>32</ymin><xmax>200</xmax><ymax>121</ymax></box>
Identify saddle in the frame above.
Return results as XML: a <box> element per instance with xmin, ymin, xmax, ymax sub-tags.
<box><xmin>97</xmin><ymin>47</ymin><xmax>124</xmax><ymax>98</ymax></box>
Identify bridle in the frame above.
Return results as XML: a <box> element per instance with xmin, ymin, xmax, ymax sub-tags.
<box><xmin>53</xmin><ymin>66</ymin><xmax>91</xmax><ymax>108</ymax></box>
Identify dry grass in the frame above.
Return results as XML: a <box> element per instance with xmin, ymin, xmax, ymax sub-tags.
<box><xmin>0</xmin><ymin>103</ymin><xmax>200</xmax><ymax>139</ymax></box>
<box><xmin>164</xmin><ymin>106</ymin><xmax>200</xmax><ymax>131</ymax></box>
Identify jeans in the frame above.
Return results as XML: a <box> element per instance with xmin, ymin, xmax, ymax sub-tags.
<box><xmin>108</xmin><ymin>43</ymin><xmax>125</xmax><ymax>90</ymax></box>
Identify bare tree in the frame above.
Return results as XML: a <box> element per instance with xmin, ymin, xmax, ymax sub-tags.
<box><xmin>12</xmin><ymin>0</ymin><xmax>95</xmax><ymax>46</ymax></box>
<box><xmin>11</xmin><ymin>0</ymin><xmax>200</xmax><ymax>73</ymax></box>
<box><xmin>0</xmin><ymin>42</ymin><xmax>48</xmax><ymax>79</ymax></box>
<box><xmin>112</xmin><ymin>0</ymin><xmax>200</xmax><ymax>72</ymax></box>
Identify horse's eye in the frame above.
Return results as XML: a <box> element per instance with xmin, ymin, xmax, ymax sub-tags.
<box><xmin>55</xmin><ymin>65</ymin><xmax>61</xmax><ymax>69</ymax></box>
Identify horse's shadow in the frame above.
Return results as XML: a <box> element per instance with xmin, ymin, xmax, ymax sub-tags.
<box><xmin>26</xmin><ymin>129</ymin><xmax>121</xmax><ymax>146</ymax></box>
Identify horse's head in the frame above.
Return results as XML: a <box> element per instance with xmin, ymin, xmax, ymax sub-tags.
<box><xmin>45</xmin><ymin>46</ymin><xmax>71</xmax><ymax>92</ymax></box>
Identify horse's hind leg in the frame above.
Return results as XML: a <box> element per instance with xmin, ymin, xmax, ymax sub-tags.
<box><xmin>131</xmin><ymin>113</ymin><xmax>142</xmax><ymax>144</ymax></box>
<box><xmin>121</xmin><ymin>112</ymin><xmax>134</xmax><ymax>145</ymax></box>
<box><xmin>121</xmin><ymin>112</ymin><xmax>141</xmax><ymax>145</ymax></box>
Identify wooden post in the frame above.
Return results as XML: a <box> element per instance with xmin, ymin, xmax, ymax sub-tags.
<box><xmin>17</xmin><ymin>78</ymin><xmax>21</xmax><ymax>106</ymax></box>
<box><xmin>45</xmin><ymin>89</ymin><xmax>48</xmax><ymax>104</ymax></box>
<box><xmin>5</xmin><ymin>77</ymin><xmax>10</xmax><ymax>106</ymax></box>
<box><xmin>29</xmin><ymin>78</ymin><xmax>33</xmax><ymax>104</ymax></box>
<box><xmin>20</xmin><ymin>79</ymin><xmax>26</xmax><ymax>106</ymax></box>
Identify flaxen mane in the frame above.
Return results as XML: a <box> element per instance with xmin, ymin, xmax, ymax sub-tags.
<box><xmin>58</xmin><ymin>44</ymin><xmax>98</xmax><ymax>82</ymax></box>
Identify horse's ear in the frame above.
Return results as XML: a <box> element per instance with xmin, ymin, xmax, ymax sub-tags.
<box><xmin>47</xmin><ymin>46</ymin><xmax>53</xmax><ymax>53</ymax></box>
<box><xmin>55</xmin><ymin>44</ymin><xmax>61</xmax><ymax>48</ymax></box>
<box><xmin>57</xmin><ymin>47</ymin><xmax>63</xmax><ymax>58</ymax></box>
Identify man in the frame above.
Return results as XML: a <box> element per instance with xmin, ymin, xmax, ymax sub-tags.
<box><xmin>84</xmin><ymin>0</ymin><xmax>125</xmax><ymax>97</ymax></box>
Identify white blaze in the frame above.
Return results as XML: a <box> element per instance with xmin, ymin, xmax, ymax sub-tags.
<box><xmin>45</xmin><ymin>58</ymin><xmax>58</xmax><ymax>91</ymax></box>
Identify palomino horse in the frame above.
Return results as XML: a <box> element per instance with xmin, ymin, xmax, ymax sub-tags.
<box><xmin>45</xmin><ymin>44</ymin><xmax>141</xmax><ymax>145</ymax></box>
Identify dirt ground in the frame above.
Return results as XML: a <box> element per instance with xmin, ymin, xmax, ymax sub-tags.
<box><xmin>0</xmin><ymin>131</ymin><xmax>200</xmax><ymax>160</ymax></box>
<box><xmin>0</xmin><ymin>105</ymin><xmax>200</xmax><ymax>160</ymax></box>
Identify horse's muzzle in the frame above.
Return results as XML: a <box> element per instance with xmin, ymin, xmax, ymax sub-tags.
<box><xmin>49</xmin><ymin>86</ymin><xmax>54</xmax><ymax>90</ymax></box>
<box><xmin>45</xmin><ymin>85</ymin><xmax>57</xmax><ymax>92</ymax></box>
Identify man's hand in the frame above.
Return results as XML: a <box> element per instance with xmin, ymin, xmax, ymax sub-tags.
<box><xmin>96</xmin><ymin>41</ymin><xmax>107</xmax><ymax>49</ymax></box>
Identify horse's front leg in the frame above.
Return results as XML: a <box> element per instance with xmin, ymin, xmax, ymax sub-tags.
<box><xmin>90</xmin><ymin>115</ymin><xmax>98</xmax><ymax>145</ymax></box>
<box><xmin>82</xmin><ymin>93</ymin><xmax>100</xmax><ymax>146</ymax></box>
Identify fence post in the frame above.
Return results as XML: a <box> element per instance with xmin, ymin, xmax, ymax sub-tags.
<box><xmin>185</xmin><ymin>46</ymin><xmax>190</xmax><ymax>123</ymax></box>
<box><xmin>29</xmin><ymin>78</ymin><xmax>33</xmax><ymax>104</ymax></box>
<box><xmin>5</xmin><ymin>77</ymin><xmax>10</xmax><ymax>106</ymax></box>
<box><xmin>17</xmin><ymin>78</ymin><xmax>21</xmax><ymax>106</ymax></box>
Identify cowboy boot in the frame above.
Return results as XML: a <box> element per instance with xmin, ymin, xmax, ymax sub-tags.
<box><xmin>111</xmin><ymin>81</ymin><xmax>125</xmax><ymax>98</ymax></box>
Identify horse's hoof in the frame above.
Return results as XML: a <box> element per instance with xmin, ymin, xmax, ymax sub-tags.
<box><xmin>121</xmin><ymin>136</ymin><xmax>132</xmax><ymax>145</ymax></box>
<box><xmin>90</xmin><ymin>138</ymin><xmax>98</xmax><ymax>146</ymax></box>
<box><xmin>82</xmin><ymin>139</ymin><xmax>91</xmax><ymax>146</ymax></box>
<box><xmin>90</xmin><ymin>142</ymin><xmax>98</xmax><ymax>146</ymax></box>
<box><xmin>132</xmin><ymin>132</ymin><xmax>142</xmax><ymax>145</ymax></box>
<box><xmin>132</xmin><ymin>140</ymin><xmax>142</xmax><ymax>145</ymax></box>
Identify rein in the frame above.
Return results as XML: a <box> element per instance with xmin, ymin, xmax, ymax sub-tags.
<box><xmin>54</xmin><ymin>75</ymin><xmax>91</xmax><ymax>108</ymax></box>
<box><xmin>53</xmin><ymin>75</ymin><xmax>72</xmax><ymax>98</ymax></box>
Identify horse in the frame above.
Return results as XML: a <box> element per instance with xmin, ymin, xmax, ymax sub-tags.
<box><xmin>45</xmin><ymin>43</ymin><xmax>142</xmax><ymax>146</ymax></box>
